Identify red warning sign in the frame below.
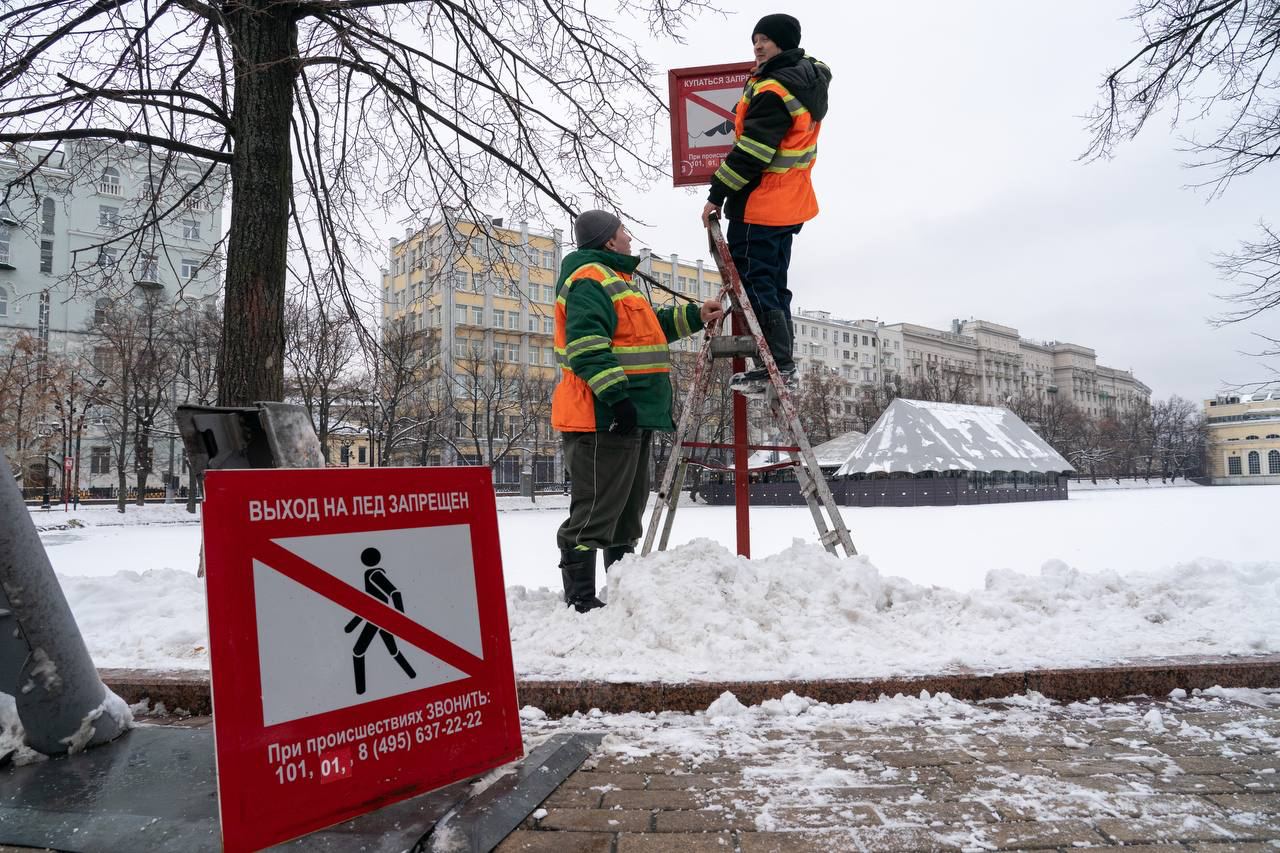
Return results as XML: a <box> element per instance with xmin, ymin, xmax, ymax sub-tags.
<box><xmin>201</xmin><ymin>467</ymin><xmax>522</xmax><ymax>853</ymax></box>
<box><xmin>668</xmin><ymin>61</ymin><xmax>755</xmax><ymax>187</ymax></box>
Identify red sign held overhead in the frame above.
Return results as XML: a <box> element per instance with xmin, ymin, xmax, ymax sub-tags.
<box><xmin>201</xmin><ymin>467</ymin><xmax>522</xmax><ymax>853</ymax></box>
<box><xmin>668</xmin><ymin>61</ymin><xmax>756</xmax><ymax>187</ymax></box>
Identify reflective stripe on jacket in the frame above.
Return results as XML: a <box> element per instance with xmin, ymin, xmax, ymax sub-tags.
<box><xmin>715</xmin><ymin>77</ymin><xmax>821</xmax><ymax>226</ymax></box>
<box><xmin>707</xmin><ymin>50</ymin><xmax>831</xmax><ymax>227</ymax></box>
<box><xmin>551</xmin><ymin>252</ymin><xmax>703</xmax><ymax>433</ymax></box>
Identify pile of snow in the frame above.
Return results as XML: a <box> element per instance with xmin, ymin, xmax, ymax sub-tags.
<box><xmin>508</xmin><ymin>539</ymin><xmax>1280</xmax><ymax>682</ymax></box>
<box><xmin>61</xmin><ymin>570</ymin><xmax>208</xmax><ymax>669</ymax></box>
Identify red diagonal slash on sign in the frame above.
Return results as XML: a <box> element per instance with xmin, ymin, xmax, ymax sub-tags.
<box><xmin>258</xmin><ymin>539</ymin><xmax>485</xmax><ymax>677</ymax></box>
<box><xmin>687</xmin><ymin>91</ymin><xmax>737</xmax><ymax>122</ymax></box>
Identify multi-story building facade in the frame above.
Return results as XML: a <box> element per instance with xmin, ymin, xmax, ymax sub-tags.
<box><xmin>882</xmin><ymin>318</ymin><xmax>1150</xmax><ymax>416</ymax></box>
<box><xmin>784</xmin><ymin>313</ymin><xmax>1149</xmax><ymax>423</ymax></box>
<box><xmin>380</xmin><ymin>221</ymin><xmax>727</xmax><ymax>482</ymax></box>
<box><xmin>1</xmin><ymin>142</ymin><xmax>226</xmax><ymax>496</ymax></box>
<box><xmin>381</xmin><ymin>215</ymin><xmax>564</xmax><ymax>481</ymax></box>
<box><xmin>0</xmin><ymin>142</ymin><xmax>225</xmax><ymax>353</ymax></box>
<box><xmin>1204</xmin><ymin>390</ymin><xmax>1280</xmax><ymax>484</ymax></box>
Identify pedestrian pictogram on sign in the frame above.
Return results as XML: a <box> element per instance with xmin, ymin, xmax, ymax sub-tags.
<box><xmin>669</xmin><ymin>61</ymin><xmax>755</xmax><ymax>186</ymax></box>
<box><xmin>202</xmin><ymin>467</ymin><xmax>522</xmax><ymax>853</ymax></box>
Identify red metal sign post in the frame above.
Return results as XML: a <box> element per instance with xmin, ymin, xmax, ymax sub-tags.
<box><xmin>202</xmin><ymin>466</ymin><xmax>522</xmax><ymax>853</ymax></box>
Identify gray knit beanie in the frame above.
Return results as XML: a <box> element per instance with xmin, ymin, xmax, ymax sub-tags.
<box><xmin>574</xmin><ymin>210</ymin><xmax>623</xmax><ymax>250</ymax></box>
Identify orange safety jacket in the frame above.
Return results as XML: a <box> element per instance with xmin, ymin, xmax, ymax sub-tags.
<box><xmin>708</xmin><ymin>51</ymin><xmax>830</xmax><ymax>227</ymax></box>
<box><xmin>551</xmin><ymin>254</ymin><xmax>702</xmax><ymax>433</ymax></box>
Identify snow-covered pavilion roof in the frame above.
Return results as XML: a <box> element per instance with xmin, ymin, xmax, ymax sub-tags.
<box><xmin>835</xmin><ymin>399</ymin><xmax>1073</xmax><ymax>476</ymax></box>
<box><xmin>746</xmin><ymin>429</ymin><xmax>866</xmax><ymax>470</ymax></box>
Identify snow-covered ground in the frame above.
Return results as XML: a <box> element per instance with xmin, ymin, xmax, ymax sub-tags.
<box><xmin>31</xmin><ymin>485</ymin><xmax>1280</xmax><ymax>679</ymax></box>
<box><xmin>518</xmin><ymin>686</ymin><xmax>1280</xmax><ymax>845</ymax></box>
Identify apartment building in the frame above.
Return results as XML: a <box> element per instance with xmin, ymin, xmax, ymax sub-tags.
<box><xmin>1</xmin><ymin>141</ymin><xmax>227</xmax><ymax>496</ymax></box>
<box><xmin>886</xmin><ymin>319</ymin><xmax>1149</xmax><ymax>416</ymax></box>
<box><xmin>380</xmin><ymin>221</ymin><xmax>728</xmax><ymax>480</ymax></box>
<box><xmin>1204</xmin><ymin>390</ymin><xmax>1280</xmax><ymax>484</ymax></box>
<box><xmin>381</xmin><ymin>215</ymin><xmax>564</xmax><ymax>481</ymax></box>
<box><xmin>0</xmin><ymin>142</ymin><xmax>226</xmax><ymax>352</ymax></box>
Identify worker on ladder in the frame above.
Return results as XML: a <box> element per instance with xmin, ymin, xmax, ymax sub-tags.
<box><xmin>553</xmin><ymin>210</ymin><xmax>724</xmax><ymax>612</ymax></box>
<box><xmin>700</xmin><ymin>13</ymin><xmax>832</xmax><ymax>394</ymax></box>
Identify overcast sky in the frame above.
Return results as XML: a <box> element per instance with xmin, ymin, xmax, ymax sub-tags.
<box><xmin>599</xmin><ymin>1</ymin><xmax>1279</xmax><ymax>402</ymax></box>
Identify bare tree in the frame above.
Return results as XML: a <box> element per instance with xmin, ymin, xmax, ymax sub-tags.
<box><xmin>795</xmin><ymin>367</ymin><xmax>854</xmax><ymax>444</ymax></box>
<box><xmin>354</xmin><ymin>318</ymin><xmax>436</xmax><ymax>465</ymax></box>
<box><xmin>1087</xmin><ymin>0</ymin><xmax>1280</xmax><ymax>372</ymax></box>
<box><xmin>0</xmin><ymin>332</ymin><xmax>58</xmax><ymax>481</ymax></box>
<box><xmin>2</xmin><ymin>0</ymin><xmax>714</xmax><ymax>407</ymax></box>
<box><xmin>170</xmin><ymin>296</ymin><xmax>221</xmax><ymax>508</ymax></box>
<box><xmin>285</xmin><ymin>295</ymin><xmax>358</xmax><ymax>460</ymax></box>
<box><xmin>86</xmin><ymin>290</ymin><xmax>178</xmax><ymax>511</ymax></box>
<box><xmin>441</xmin><ymin>341</ymin><xmax>547</xmax><ymax>474</ymax></box>
<box><xmin>1149</xmin><ymin>394</ymin><xmax>1205</xmax><ymax>481</ymax></box>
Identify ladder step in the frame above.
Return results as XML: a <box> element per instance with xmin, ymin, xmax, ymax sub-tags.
<box><xmin>709</xmin><ymin>335</ymin><xmax>758</xmax><ymax>358</ymax></box>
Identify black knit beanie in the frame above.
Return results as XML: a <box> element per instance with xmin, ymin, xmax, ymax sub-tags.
<box><xmin>752</xmin><ymin>14</ymin><xmax>801</xmax><ymax>52</ymax></box>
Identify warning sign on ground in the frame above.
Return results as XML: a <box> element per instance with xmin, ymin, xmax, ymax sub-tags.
<box><xmin>202</xmin><ymin>467</ymin><xmax>521</xmax><ymax>853</ymax></box>
<box><xmin>668</xmin><ymin>61</ymin><xmax>755</xmax><ymax>187</ymax></box>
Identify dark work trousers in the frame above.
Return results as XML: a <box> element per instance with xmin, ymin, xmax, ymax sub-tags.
<box><xmin>556</xmin><ymin>429</ymin><xmax>653</xmax><ymax>552</ymax></box>
<box><xmin>727</xmin><ymin>220</ymin><xmax>803</xmax><ymax>319</ymax></box>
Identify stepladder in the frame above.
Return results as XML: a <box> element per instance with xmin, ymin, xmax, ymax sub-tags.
<box><xmin>640</xmin><ymin>217</ymin><xmax>858</xmax><ymax>559</ymax></box>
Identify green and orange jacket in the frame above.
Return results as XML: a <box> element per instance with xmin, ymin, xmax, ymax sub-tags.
<box><xmin>551</xmin><ymin>249</ymin><xmax>704</xmax><ymax>433</ymax></box>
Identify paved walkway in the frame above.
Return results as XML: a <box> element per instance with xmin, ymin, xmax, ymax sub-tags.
<box><xmin>501</xmin><ymin>688</ymin><xmax>1280</xmax><ymax>852</ymax></box>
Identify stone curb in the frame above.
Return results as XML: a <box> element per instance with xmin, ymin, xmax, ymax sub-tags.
<box><xmin>100</xmin><ymin>654</ymin><xmax>1280</xmax><ymax>718</ymax></box>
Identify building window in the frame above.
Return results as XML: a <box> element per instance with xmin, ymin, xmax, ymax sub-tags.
<box><xmin>40</xmin><ymin>239</ymin><xmax>53</xmax><ymax>273</ymax></box>
<box><xmin>1245</xmin><ymin>435</ymin><xmax>1260</xmax><ymax>440</ymax></box>
<box><xmin>453</xmin><ymin>271</ymin><xmax>468</xmax><ymax>290</ymax></box>
<box><xmin>508</xmin><ymin>312</ymin><xmax>519</xmax><ymax>330</ymax></box>
<box><xmin>358</xmin><ymin>446</ymin><xmax>367</xmax><ymax>464</ymax></box>
<box><xmin>528</xmin><ymin>346</ymin><xmax>539</xmax><ymax>365</ymax></box>
<box><xmin>182</xmin><ymin>218</ymin><xmax>200</xmax><ymax>239</ymax></box>
<box><xmin>0</xmin><ymin>224</ymin><xmax>10</xmax><ymax>265</ymax></box>
<box><xmin>454</xmin><ymin>305</ymin><xmax>467</xmax><ymax>325</ymax></box>
<box><xmin>180</xmin><ymin>257</ymin><xmax>200</xmax><ymax>279</ymax></box>
<box><xmin>41</xmin><ymin>198</ymin><xmax>55</xmax><ymax>234</ymax></box>
<box><xmin>138</xmin><ymin>254</ymin><xmax>159</xmax><ymax>282</ymax></box>
<box><xmin>90</xmin><ymin>446</ymin><xmax>111</xmax><ymax>475</ymax></box>
<box><xmin>1248</xmin><ymin>451</ymin><xmax>1261</xmax><ymax>475</ymax></box>
<box><xmin>543</xmin><ymin>317</ymin><xmax>553</xmax><ymax>334</ymax></box>
<box><xmin>0</xmin><ymin>285</ymin><xmax>7</xmax><ymax>317</ymax></box>
<box><xmin>527</xmin><ymin>315</ymin><xmax>538</xmax><ymax>332</ymax></box>
<box><xmin>542</xmin><ymin>284</ymin><xmax>555</xmax><ymax>302</ymax></box>
<box><xmin>543</xmin><ymin>349</ymin><xmax>554</xmax><ymax>366</ymax></box>
<box><xmin>492</xmin><ymin>309</ymin><xmax>505</xmax><ymax>329</ymax></box>
<box><xmin>93</xmin><ymin>297</ymin><xmax>110</xmax><ymax>325</ymax></box>
<box><xmin>99</xmin><ymin>167</ymin><xmax>122</xmax><ymax>196</ymax></box>
<box><xmin>92</xmin><ymin>344</ymin><xmax>114</xmax><ymax>373</ymax></box>
<box><xmin>98</xmin><ymin>205</ymin><xmax>120</xmax><ymax>229</ymax></box>
<box><xmin>98</xmin><ymin>246</ymin><xmax>119</xmax><ymax>267</ymax></box>
<box><xmin>471</xmin><ymin>306</ymin><xmax>484</xmax><ymax>326</ymax></box>
<box><xmin>1228</xmin><ymin>456</ymin><xmax>1243</xmax><ymax>475</ymax></box>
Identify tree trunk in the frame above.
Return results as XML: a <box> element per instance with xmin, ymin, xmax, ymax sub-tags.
<box><xmin>136</xmin><ymin>467</ymin><xmax>148</xmax><ymax>506</ymax></box>
<box><xmin>217</xmin><ymin>4</ymin><xmax>296</xmax><ymax>406</ymax></box>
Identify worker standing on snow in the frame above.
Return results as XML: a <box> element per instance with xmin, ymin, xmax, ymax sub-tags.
<box><xmin>701</xmin><ymin>13</ymin><xmax>831</xmax><ymax>394</ymax></box>
<box><xmin>552</xmin><ymin>210</ymin><xmax>724</xmax><ymax>613</ymax></box>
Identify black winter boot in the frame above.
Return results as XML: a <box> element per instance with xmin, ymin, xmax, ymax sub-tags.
<box><xmin>730</xmin><ymin>310</ymin><xmax>796</xmax><ymax>393</ymax></box>
<box><xmin>603</xmin><ymin>545</ymin><xmax>634</xmax><ymax>570</ymax></box>
<box><xmin>559</xmin><ymin>548</ymin><xmax>605</xmax><ymax>613</ymax></box>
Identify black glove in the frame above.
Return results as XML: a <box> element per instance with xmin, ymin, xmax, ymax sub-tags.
<box><xmin>609</xmin><ymin>397</ymin><xmax>638</xmax><ymax>435</ymax></box>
